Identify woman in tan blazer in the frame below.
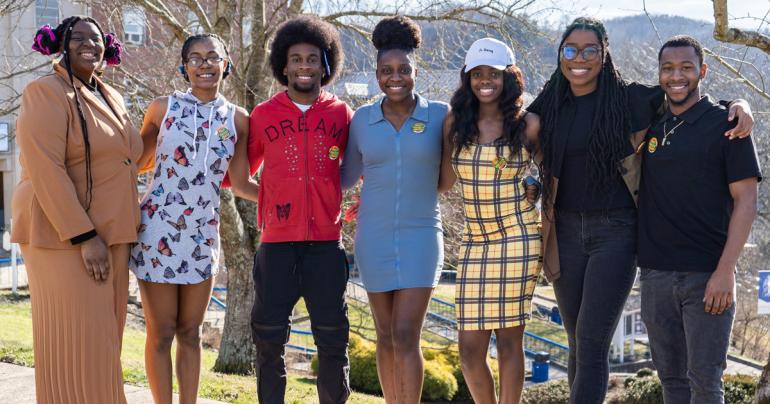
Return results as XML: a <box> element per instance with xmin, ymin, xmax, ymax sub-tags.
<box><xmin>11</xmin><ymin>16</ymin><xmax>141</xmax><ymax>404</ymax></box>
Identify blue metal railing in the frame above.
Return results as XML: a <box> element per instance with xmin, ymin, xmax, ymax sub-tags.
<box><xmin>210</xmin><ymin>295</ymin><xmax>226</xmax><ymax>309</ymax></box>
<box><xmin>523</xmin><ymin>331</ymin><xmax>569</xmax><ymax>368</ymax></box>
<box><xmin>428</xmin><ymin>297</ymin><xmax>456</xmax><ymax>323</ymax></box>
<box><xmin>209</xmin><ymin>279</ymin><xmax>571</xmax><ymax>362</ymax></box>
<box><xmin>288</xmin><ymin>329</ymin><xmax>317</xmax><ymax>353</ymax></box>
<box><xmin>0</xmin><ymin>257</ymin><xmax>23</xmax><ymax>266</ymax></box>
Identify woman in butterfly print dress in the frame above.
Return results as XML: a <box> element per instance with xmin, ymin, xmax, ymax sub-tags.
<box><xmin>128</xmin><ymin>34</ymin><xmax>258</xmax><ymax>404</ymax></box>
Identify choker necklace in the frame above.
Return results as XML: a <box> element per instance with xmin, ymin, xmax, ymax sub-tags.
<box><xmin>662</xmin><ymin>118</ymin><xmax>685</xmax><ymax>147</ymax></box>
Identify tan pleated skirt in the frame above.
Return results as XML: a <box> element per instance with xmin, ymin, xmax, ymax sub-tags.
<box><xmin>20</xmin><ymin>243</ymin><xmax>129</xmax><ymax>404</ymax></box>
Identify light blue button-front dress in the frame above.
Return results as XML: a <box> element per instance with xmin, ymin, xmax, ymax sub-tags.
<box><xmin>341</xmin><ymin>94</ymin><xmax>449</xmax><ymax>292</ymax></box>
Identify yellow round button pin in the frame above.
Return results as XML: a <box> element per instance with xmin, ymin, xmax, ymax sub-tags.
<box><xmin>412</xmin><ymin>122</ymin><xmax>426</xmax><ymax>134</ymax></box>
<box><xmin>493</xmin><ymin>156</ymin><xmax>507</xmax><ymax>170</ymax></box>
<box><xmin>328</xmin><ymin>145</ymin><xmax>340</xmax><ymax>160</ymax></box>
<box><xmin>647</xmin><ymin>137</ymin><xmax>658</xmax><ymax>154</ymax></box>
<box><xmin>217</xmin><ymin>126</ymin><xmax>231</xmax><ymax>140</ymax></box>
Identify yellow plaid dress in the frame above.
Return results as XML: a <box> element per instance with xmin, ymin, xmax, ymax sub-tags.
<box><xmin>452</xmin><ymin>142</ymin><xmax>542</xmax><ymax>330</ymax></box>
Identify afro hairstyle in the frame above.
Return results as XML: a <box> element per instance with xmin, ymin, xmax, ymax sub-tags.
<box><xmin>371</xmin><ymin>15</ymin><xmax>421</xmax><ymax>55</ymax></box>
<box><xmin>269</xmin><ymin>15</ymin><xmax>344</xmax><ymax>87</ymax></box>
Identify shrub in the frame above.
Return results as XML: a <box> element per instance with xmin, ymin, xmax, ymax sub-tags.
<box><xmin>423</xmin><ymin>359</ymin><xmax>458</xmax><ymax>401</ymax></box>
<box><xmin>450</xmin><ymin>359</ymin><xmax>502</xmax><ymax>401</ymax></box>
<box><xmin>521</xmin><ymin>379</ymin><xmax>570</xmax><ymax>404</ymax></box>
<box><xmin>348</xmin><ymin>336</ymin><xmax>382</xmax><ymax>394</ymax></box>
<box><xmin>617</xmin><ymin>372</ymin><xmax>758</xmax><ymax>404</ymax></box>
<box><xmin>316</xmin><ymin>336</ymin><xmax>465</xmax><ymax>400</ymax></box>
<box><xmin>636</xmin><ymin>368</ymin><xmax>655</xmax><ymax>378</ymax></box>
<box><xmin>451</xmin><ymin>365</ymin><xmax>474</xmax><ymax>401</ymax></box>
<box><xmin>312</xmin><ymin>335</ymin><xmax>382</xmax><ymax>394</ymax></box>
<box><xmin>724</xmin><ymin>374</ymin><xmax>758</xmax><ymax>404</ymax></box>
<box><xmin>618</xmin><ymin>374</ymin><xmax>663</xmax><ymax>404</ymax></box>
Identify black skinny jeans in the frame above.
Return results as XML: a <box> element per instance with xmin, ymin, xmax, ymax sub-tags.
<box><xmin>250</xmin><ymin>241</ymin><xmax>351</xmax><ymax>404</ymax></box>
<box><xmin>552</xmin><ymin>208</ymin><xmax>638</xmax><ymax>404</ymax></box>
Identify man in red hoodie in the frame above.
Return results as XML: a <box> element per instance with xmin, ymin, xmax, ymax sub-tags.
<box><xmin>245</xmin><ymin>16</ymin><xmax>353</xmax><ymax>404</ymax></box>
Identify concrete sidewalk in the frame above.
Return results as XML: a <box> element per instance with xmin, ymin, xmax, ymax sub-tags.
<box><xmin>0</xmin><ymin>362</ymin><xmax>227</xmax><ymax>404</ymax></box>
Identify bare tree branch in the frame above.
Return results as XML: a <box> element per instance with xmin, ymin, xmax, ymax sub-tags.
<box><xmin>132</xmin><ymin>0</ymin><xmax>188</xmax><ymax>41</ymax></box>
<box><xmin>642</xmin><ymin>0</ymin><xmax>662</xmax><ymax>45</ymax></box>
<box><xmin>184</xmin><ymin>0</ymin><xmax>213</xmax><ymax>33</ymax></box>
<box><xmin>0</xmin><ymin>0</ymin><xmax>32</xmax><ymax>16</ymax></box>
<box><xmin>0</xmin><ymin>61</ymin><xmax>49</xmax><ymax>81</ymax></box>
<box><xmin>713</xmin><ymin>0</ymin><xmax>770</xmax><ymax>52</ymax></box>
<box><xmin>288</xmin><ymin>0</ymin><xmax>303</xmax><ymax>18</ymax></box>
<box><xmin>703</xmin><ymin>48</ymin><xmax>770</xmax><ymax>101</ymax></box>
<box><xmin>0</xmin><ymin>94</ymin><xmax>21</xmax><ymax>116</ymax></box>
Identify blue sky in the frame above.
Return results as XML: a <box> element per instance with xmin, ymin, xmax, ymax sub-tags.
<box><xmin>534</xmin><ymin>0</ymin><xmax>769</xmax><ymax>29</ymax></box>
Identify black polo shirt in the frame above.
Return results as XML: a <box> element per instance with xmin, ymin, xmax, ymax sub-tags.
<box><xmin>637</xmin><ymin>95</ymin><xmax>762</xmax><ymax>273</ymax></box>
<box><xmin>528</xmin><ymin>82</ymin><xmax>664</xmax><ymax>212</ymax></box>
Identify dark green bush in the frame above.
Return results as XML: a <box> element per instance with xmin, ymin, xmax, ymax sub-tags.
<box><xmin>618</xmin><ymin>372</ymin><xmax>757</xmax><ymax>404</ymax></box>
<box><xmin>724</xmin><ymin>374</ymin><xmax>758</xmax><ymax>404</ymax></box>
<box><xmin>636</xmin><ymin>368</ymin><xmax>655</xmax><ymax>378</ymax></box>
<box><xmin>521</xmin><ymin>379</ymin><xmax>570</xmax><ymax>404</ymax></box>
<box><xmin>618</xmin><ymin>374</ymin><xmax>663</xmax><ymax>404</ymax></box>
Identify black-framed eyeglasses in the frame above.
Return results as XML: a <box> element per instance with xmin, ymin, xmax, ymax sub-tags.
<box><xmin>185</xmin><ymin>56</ymin><xmax>224</xmax><ymax>67</ymax></box>
<box><xmin>561</xmin><ymin>45</ymin><xmax>601</xmax><ymax>61</ymax></box>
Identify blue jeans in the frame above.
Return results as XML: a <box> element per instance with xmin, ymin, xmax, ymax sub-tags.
<box><xmin>640</xmin><ymin>268</ymin><xmax>735</xmax><ymax>404</ymax></box>
<box><xmin>553</xmin><ymin>208</ymin><xmax>638</xmax><ymax>404</ymax></box>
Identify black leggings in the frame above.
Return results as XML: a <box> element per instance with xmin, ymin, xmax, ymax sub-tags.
<box><xmin>552</xmin><ymin>209</ymin><xmax>638</xmax><ymax>404</ymax></box>
<box><xmin>250</xmin><ymin>241</ymin><xmax>350</xmax><ymax>404</ymax></box>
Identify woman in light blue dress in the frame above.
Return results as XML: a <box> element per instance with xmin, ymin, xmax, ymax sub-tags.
<box><xmin>340</xmin><ymin>16</ymin><xmax>448</xmax><ymax>403</ymax></box>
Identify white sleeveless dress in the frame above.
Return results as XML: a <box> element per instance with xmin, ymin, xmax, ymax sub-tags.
<box><xmin>129</xmin><ymin>90</ymin><xmax>237</xmax><ymax>284</ymax></box>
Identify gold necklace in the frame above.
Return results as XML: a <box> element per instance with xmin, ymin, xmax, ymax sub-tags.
<box><xmin>662</xmin><ymin>119</ymin><xmax>685</xmax><ymax>147</ymax></box>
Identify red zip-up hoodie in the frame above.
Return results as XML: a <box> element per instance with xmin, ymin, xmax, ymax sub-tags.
<box><xmin>245</xmin><ymin>90</ymin><xmax>352</xmax><ymax>242</ymax></box>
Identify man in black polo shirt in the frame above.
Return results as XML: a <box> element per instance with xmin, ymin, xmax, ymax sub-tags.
<box><xmin>638</xmin><ymin>35</ymin><xmax>762</xmax><ymax>404</ymax></box>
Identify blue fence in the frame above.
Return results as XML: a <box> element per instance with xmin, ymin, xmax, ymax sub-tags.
<box><xmin>428</xmin><ymin>297</ymin><xmax>455</xmax><ymax>323</ymax></box>
<box><xmin>523</xmin><ymin>331</ymin><xmax>569</xmax><ymax>368</ymax></box>
<box><xmin>288</xmin><ymin>329</ymin><xmax>317</xmax><ymax>353</ymax></box>
<box><xmin>209</xmin><ymin>280</ymin><xmax>569</xmax><ymax>363</ymax></box>
<box><xmin>0</xmin><ymin>257</ymin><xmax>23</xmax><ymax>266</ymax></box>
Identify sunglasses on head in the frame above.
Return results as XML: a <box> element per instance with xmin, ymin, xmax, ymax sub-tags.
<box><xmin>561</xmin><ymin>45</ymin><xmax>601</xmax><ymax>61</ymax></box>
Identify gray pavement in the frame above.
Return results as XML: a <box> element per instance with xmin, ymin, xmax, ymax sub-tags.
<box><xmin>0</xmin><ymin>362</ymin><xmax>226</xmax><ymax>404</ymax></box>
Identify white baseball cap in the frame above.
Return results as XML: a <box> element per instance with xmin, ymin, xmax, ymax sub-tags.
<box><xmin>463</xmin><ymin>37</ymin><xmax>516</xmax><ymax>72</ymax></box>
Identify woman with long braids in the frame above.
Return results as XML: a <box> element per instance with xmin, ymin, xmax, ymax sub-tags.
<box><xmin>527</xmin><ymin>17</ymin><xmax>754</xmax><ymax>403</ymax></box>
<box><xmin>341</xmin><ymin>16</ymin><xmax>448</xmax><ymax>402</ymax></box>
<box><xmin>11</xmin><ymin>16</ymin><xmax>139</xmax><ymax>403</ymax></box>
<box><xmin>130</xmin><ymin>33</ymin><xmax>256</xmax><ymax>404</ymax></box>
<box><xmin>438</xmin><ymin>38</ymin><xmax>541</xmax><ymax>404</ymax></box>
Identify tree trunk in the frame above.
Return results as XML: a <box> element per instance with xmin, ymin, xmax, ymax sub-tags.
<box><xmin>755</xmin><ymin>353</ymin><xmax>770</xmax><ymax>404</ymax></box>
<box><xmin>213</xmin><ymin>189</ymin><xmax>260</xmax><ymax>374</ymax></box>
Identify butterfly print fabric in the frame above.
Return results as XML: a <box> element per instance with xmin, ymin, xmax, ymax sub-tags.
<box><xmin>130</xmin><ymin>90</ymin><xmax>237</xmax><ymax>284</ymax></box>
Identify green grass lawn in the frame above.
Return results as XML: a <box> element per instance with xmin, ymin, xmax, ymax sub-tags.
<box><xmin>432</xmin><ymin>283</ymin><xmax>456</xmax><ymax>303</ymax></box>
<box><xmin>0</xmin><ymin>289</ymin><xmax>384</xmax><ymax>404</ymax></box>
<box><xmin>290</xmin><ymin>297</ymin><xmax>452</xmax><ymax>349</ymax></box>
<box><xmin>525</xmin><ymin>318</ymin><xmax>568</xmax><ymax>346</ymax></box>
<box><xmin>534</xmin><ymin>286</ymin><xmax>557</xmax><ymax>302</ymax></box>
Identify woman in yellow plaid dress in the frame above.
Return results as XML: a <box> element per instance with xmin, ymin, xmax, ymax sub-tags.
<box><xmin>439</xmin><ymin>38</ymin><xmax>542</xmax><ymax>404</ymax></box>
